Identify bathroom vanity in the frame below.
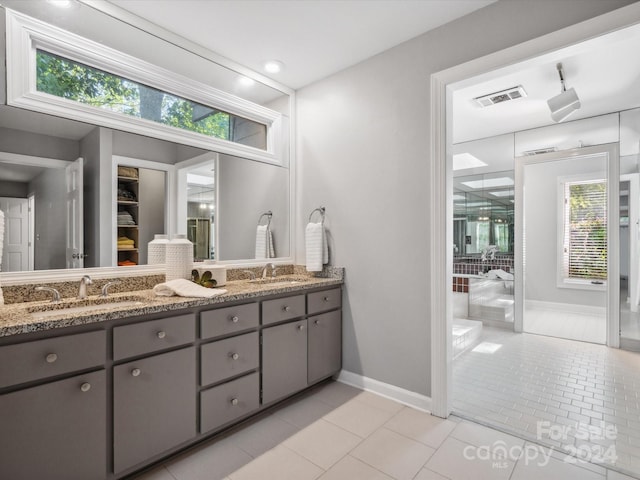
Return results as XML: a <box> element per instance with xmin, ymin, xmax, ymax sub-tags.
<box><xmin>0</xmin><ymin>275</ymin><xmax>342</xmax><ymax>480</ymax></box>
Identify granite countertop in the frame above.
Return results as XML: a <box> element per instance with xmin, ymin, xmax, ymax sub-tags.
<box><xmin>0</xmin><ymin>272</ymin><xmax>343</xmax><ymax>338</ymax></box>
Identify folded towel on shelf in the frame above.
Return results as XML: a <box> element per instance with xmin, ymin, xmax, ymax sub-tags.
<box><xmin>117</xmin><ymin>211</ymin><xmax>136</xmax><ymax>225</ymax></box>
<box><xmin>118</xmin><ymin>259</ymin><xmax>137</xmax><ymax>266</ymax></box>
<box><xmin>255</xmin><ymin>225</ymin><xmax>270</xmax><ymax>259</ymax></box>
<box><xmin>305</xmin><ymin>222</ymin><xmax>328</xmax><ymax>272</ymax></box>
<box><xmin>153</xmin><ymin>279</ymin><xmax>228</xmax><ymax>298</ymax></box>
<box><xmin>117</xmin><ymin>236</ymin><xmax>135</xmax><ymax>245</ymax></box>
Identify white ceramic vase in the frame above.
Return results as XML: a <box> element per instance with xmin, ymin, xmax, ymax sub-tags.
<box><xmin>165</xmin><ymin>234</ymin><xmax>193</xmax><ymax>281</ymax></box>
<box><xmin>147</xmin><ymin>234</ymin><xmax>169</xmax><ymax>265</ymax></box>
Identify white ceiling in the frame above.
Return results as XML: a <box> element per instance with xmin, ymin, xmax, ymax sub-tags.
<box><xmin>452</xmin><ymin>21</ymin><xmax>640</xmax><ymax>144</ymax></box>
<box><xmin>108</xmin><ymin>0</ymin><xmax>496</xmax><ymax>90</ymax></box>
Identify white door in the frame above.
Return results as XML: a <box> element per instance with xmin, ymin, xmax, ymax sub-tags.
<box><xmin>0</xmin><ymin>197</ymin><xmax>30</xmax><ymax>272</ymax></box>
<box><xmin>66</xmin><ymin>157</ymin><xmax>84</xmax><ymax>268</ymax></box>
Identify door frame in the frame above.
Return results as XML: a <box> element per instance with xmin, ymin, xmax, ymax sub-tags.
<box><xmin>514</xmin><ymin>144</ymin><xmax>620</xmax><ymax>347</ymax></box>
<box><xmin>429</xmin><ymin>4</ymin><xmax>640</xmax><ymax>418</ymax></box>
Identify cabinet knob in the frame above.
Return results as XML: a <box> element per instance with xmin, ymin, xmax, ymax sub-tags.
<box><xmin>283</xmin><ymin>305</ymin><xmax>291</xmax><ymax>312</ymax></box>
<box><xmin>314</xmin><ymin>320</ymin><xmax>320</xmax><ymax>325</ymax></box>
<box><xmin>131</xmin><ymin>368</ymin><xmax>141</xmax><ymax>377</ymax></box>
<box><xmin>156</xmin><ymin>330</ymin><xmax>166</xmax><ymax>339</ymax></box>
<box><xmin>230</xmin><ymin>352</ymin><xmax>239</xmax><ymax>360</ymax></box>
<box><xmin>45</xmin><ymin>353</ymin><xmax>58</xmax><ymax>364</ymax></box>
<box><xmin>231</xmin><ymin>316</ymin><xmax>239</xmax><ymax>323</ymax></box>
<box><xmin>323</xmin><ymin>296</ymin><xmax>329</xmax><ymax>302</ymax></box>
<box><xmin>80</xmin><ymin>382</ymin><xmax>91</xmax><ymax>392</ymax></box>
<box><xmin>298</xmin><ymin>324</ymin><xmax>305</xmax><ymax>331</ymax></box>
<box><xmin>230</xmin><ymin>398</ymin><xmax>239</xmax><ymax>406</ymax></box>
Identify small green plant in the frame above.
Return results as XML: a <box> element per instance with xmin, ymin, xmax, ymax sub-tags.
<box><xmin>191</xmin><ymin>270</ymin><xmax>217</xmax><ymax>288</ymax></box>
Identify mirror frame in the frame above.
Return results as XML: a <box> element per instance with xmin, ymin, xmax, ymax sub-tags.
<box><xmin>0</xmin><ymin>3</ymin><xmax>296</xmax><ymax>285</ymax></box>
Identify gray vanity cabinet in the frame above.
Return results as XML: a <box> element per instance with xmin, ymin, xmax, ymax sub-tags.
<box><xmin>261</xmin><ymin>319</ymin><xmax>308</xmax><ymax>404</ymax></box>
<box><xmin>0</xmin><ymin>369</ymin><xmax>107</xmax><ymax>480</ymax></box>
<box><xmin>113</xmin><ymin>346</ymin><xmax>197</xmax><ymax>474</ymax></box>
<box><xmin>308</xmin><ymin>310</ymin><xmax>342</xmax><ymax>384</ymax></box>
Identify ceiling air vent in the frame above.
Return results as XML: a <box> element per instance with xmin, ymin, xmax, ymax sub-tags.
<box><xmin>522</xmin><ymin>147</ymin><xmax>558</xmax><ymax>156</ymax></box>
<box><xmin>474</xmin><ymin>86</ymin><xmax>527</xmax><ymax>107</ymax></box>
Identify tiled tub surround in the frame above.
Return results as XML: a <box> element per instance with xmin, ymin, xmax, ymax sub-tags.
<box><xmin>0</xmin><ymin>266</ymin><xmax>343</xmax><ymax>337</ymax></box>
<box><xmin>453</xmin><ymin>254</ymin><xmax>514</xmax><ymax>276</ymax></box>
<box><xmin>0</xmin><ymin>267</ymin><xmax>344</xmax><ymax>479</ymax></box>
<box><xmin>468</xmin><ymin>276</ymin><xmax>515</xmax><ymax>326</ymax></box>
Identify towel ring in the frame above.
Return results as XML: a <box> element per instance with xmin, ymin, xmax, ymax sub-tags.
<box><xmin>308</xmin><ymin>207</ymin><xmax>326</xmax><ymax>224</ymax></box>
<box><xmin>258</xmin><ymin>211</ymin><xmax>272</xmax><ymax>228</ymax></box>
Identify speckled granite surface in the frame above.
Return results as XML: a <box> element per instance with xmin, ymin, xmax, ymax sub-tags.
<box><xmin>0</xmin><ymin>267</ymin><xmax>344</xmax><ymax>338</ymax></box>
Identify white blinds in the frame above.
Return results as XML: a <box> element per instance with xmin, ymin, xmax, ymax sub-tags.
<box><xmin>562</xmin><ymin>180</ymin><xmax>607</xmax><ymax>280</ymax></box>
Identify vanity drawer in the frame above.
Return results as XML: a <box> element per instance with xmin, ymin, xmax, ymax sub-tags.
<box><xmin>200</xmin><ymin>372</ymin><xmax>259</xmax><ymax>433</ymax></box>
<box><xmin>113</xmin><ymin>313</ymin><xmax>195</xmax><ymax>361</ymax></box>
<box><xmin>0</xmin><ymin>330</ymin><xmax>106</xmax><ymax>389</ymax></box>
<box><xmin>201</xmin><ymin>332</ymin><xmax>259</xmax><ymax>386</ymax></box>
<box><xmin>307</xmin><ymin>288</ymin><xmax>341</xmax><ymax>315</ymax></box>
<box><xmin>200</xmin><ymin>303</ymin><xmax>259</xmax><ymax>340</ymax></box>
<box><xmin>262</xmin><ymin>294</ymin><xmax>305</xmax><ymax>325</ymax></box>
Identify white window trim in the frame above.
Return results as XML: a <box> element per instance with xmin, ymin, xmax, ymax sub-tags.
<box><xmin>5</xmin><ymin>9</ymin><xmax>285</xmax><ymax>166</ymax></box>
<box><xmin>556</xmin><ymin>172</ymin><xmax>608</xmax><ymax>291</ymax></box>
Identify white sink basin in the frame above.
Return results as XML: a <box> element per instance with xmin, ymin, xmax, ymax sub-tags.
<box><xmin>28</xmin><ymin>297</ymin><xmax>146</xmax><ymax>319</ymax></box>
<box><xmin>264</xmin><ymin>280</ymin><xmax>302</xmax><ymax>287</ymax></box>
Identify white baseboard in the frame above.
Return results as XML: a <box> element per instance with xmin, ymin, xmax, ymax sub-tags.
<box><xmin>525</xmin><ymin>299</ymin><xmax>605</xmax><ymax>316</ymax></box>
<box><xmin>336</xmin><ymin>370</ymin><xmax>432</xmax><ymax>413</ymax></box>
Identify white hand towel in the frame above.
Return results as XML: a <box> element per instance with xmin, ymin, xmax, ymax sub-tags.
<box><xmin>306</xmin><ymin>222</ymin><xmax>328</xmax><ymax>272</ymax></box>
<box><xmin>267</xmin><ymin>227</ymin><xmax>275</xmax><ymax>258</ymax></box>
<box><xmin>255</xmin><ymin>225</ymin><xmax>267</xmax><ymax>259</ymax></box>
<box><xmin>153</xmin><ymin>279</ymin><xmax>227</xmax><ymax>298</ymax></box>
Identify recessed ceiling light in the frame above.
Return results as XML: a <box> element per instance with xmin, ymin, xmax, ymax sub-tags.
<box><xmin>47</xmin><ymin>0</ymin><xmax>74</xmax><ymax>8</ymax></box>
<box><xmin>187</xmin><ymin>173</ymin><xmax>215</xmax><ymax>186</ymax></box>
<box><xmin>264</xmin><ymin>60</ymin><xmax>284</xmax><ymax>74</ymax></box>
<box><xmin>489</xmin><ymin>190</ymin><xmax>513</xmax><ymax>197</ymax></box>
<box><xmin>453</xmin><ymin>153</ymin><xmax>487</xmax><ymax>171</ymax></box>
<box><xmin>461</xmin><ymin>177</ymin><xmax>514</xmax><ymax>189</ymax></box>
<box><xmin>238</xmin><ymin>76</ymin><xmax>255</xmax><ymax>87</ymax></box>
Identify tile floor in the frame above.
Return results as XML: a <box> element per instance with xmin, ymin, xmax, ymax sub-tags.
<box><xmin>523</xmin><ymin>304</ymin><xmax>606</xmax><ymax>344</ymax></box>
<box><xmin>132</xmin><ymin>380</ymin><xmax>638</xmax><ymax>480</ymax></box>
<box><xmin>453</xmin><ymin>327</ymin><xmax>640</xmax><ymax>478</ymax></box>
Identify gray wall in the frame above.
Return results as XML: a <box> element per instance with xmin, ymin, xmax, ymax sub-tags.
<box><xmin>29</xmin><ymin>168</ymin><xmax>66</xmax><ymax>270</ymax></box>
<box><xmin>138</xmin><ymin>168</ymin><xmax>167</xmax><ymax>264</ymax></box>
<box><xmin>295</xmin><ymin>0</ymin><xmax>635</xmax><ymax>396</ymax></box>
<box><xmin>0</xmin><ymin>127</ymin><xmax>79</xmax><ymax>160</ymax></box>
<box><xmin>217</xmin><ymin>154</ymin><xmax>289</xmax><ymax>260</ymax></box>
<box><xmin>0</xmin><ymin>180</ymin><xmax>27</xmax><ymax>198</ymax></box>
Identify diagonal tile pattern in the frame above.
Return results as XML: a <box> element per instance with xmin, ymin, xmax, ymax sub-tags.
<box><xmin>131</xmin><ymin>379</ymin><xmax>639</xmax><ymax>480</ymax></box>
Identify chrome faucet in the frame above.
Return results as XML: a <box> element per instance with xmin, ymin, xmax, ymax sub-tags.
<box><xmin>100</xmin><ymin>280</ymin><xmax>120</xmax><ymax>298</ymax></box>
<box><xmin>481</xmin><ymin>245</ymin><xmax>498</xmax><ymax>262</ymax></box>
<box><xmin>78</xmin><ymin>275</ymin><xmax>92</xmax><ymax>300</ymax></box>
<box><xmin>241</xmin><ymin>270</ymin><xmax>257</xmax><ymax>281</ymax></box>
<box><xmin>35</xmin><ymin>286</ymin><xmax>61</xmax><ymax>303</ymax></box>
<box><xmin>262</xmin><ymin>262</ymin><xmax>277</xmax><ymax>280</ymax></box>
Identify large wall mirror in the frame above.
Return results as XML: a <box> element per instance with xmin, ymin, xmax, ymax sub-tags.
<box><xmin>0</xmin><ymin>1</ymin><xmax>293</xmax><ymax>276</ymax></box>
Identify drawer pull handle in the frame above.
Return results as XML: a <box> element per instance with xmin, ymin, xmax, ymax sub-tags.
<box><xmin>131</xmin><ymin>368</ymin><xmax>141</xmax><ymax>377</ymax></box>
<box><xmin>323</xmin><ymin>296</ymin><xmax>329</xmax><ymax>302</ymax></box>
<box><xmin>230</xmin><ymin>353</ymin><xmax>240</xmax><ymax>360</ymax></box>
<box><xmin>298</xmin><ymin>324</ymin><xmax>305</xmax><ymax>331</ymax></box>
<box><xmin>230</xmin><ymin>398</ymin><xmax>239</xmax><ymax>406</ymax></box>
<box><xmin>80</xmin><ymin>382</ymin><xmax>91</xmax><ymax>393</ymax></box>
<box><xmin>45</xmin><ymin>353</ymin><xmax>58</xmax><ymax>364</ymax></box>
<box><xmin>231</xmin><ymin>316</ymin><xmax>239</xmax><ymax>323</ymax></box>
<box><xmin>157</xmin><ymin>331</ymin><xmax>166</xmax><ymax>339</ymax></box>
<box><xmin>283</xmin><ymin>305</ymin><xmax>291</xmax><ymax>312</ymax></box>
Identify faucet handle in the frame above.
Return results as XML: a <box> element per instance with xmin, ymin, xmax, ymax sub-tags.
<box><xmin>100</xmin><ymin>280</ymin><xmax>121</xmax><ymax>297</ymax></box>
<box><xmin>35</xmin><ymin>286</ymin><xmax>61</xmax><ymax>303</ymax></box>
<box><xmin>81</xmin><ymin>275</ymin><xmax>93</xmax><ymax>284</ymax></box>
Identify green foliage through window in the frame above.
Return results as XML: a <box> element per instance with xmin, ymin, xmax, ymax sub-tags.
<box><xmin>36</xmin><ymin>50</ymin><xmax>267</xmax><ymax>147</ymax></box>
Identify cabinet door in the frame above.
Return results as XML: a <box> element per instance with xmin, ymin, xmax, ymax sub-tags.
<box><xmin>0</xmin><ymin>370</ymin><xmax>106</xmax><ymax>480</ymax></box>
<box><xmin>113</xmin><ymin>346</ymin><xmax>196</xmax><ymax>474</ymax></box>
<box><xmin>308</xmin><ymin>310</ymin><xmax>342</xmax><ymax>384</ymax></box>
<box><xmin>261</xmin><ymin>319</ymin><xmax>307</xmax><ymax>405</ymax></box>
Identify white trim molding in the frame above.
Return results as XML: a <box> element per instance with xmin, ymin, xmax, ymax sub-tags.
<box><xmin>336</xmin><ymin>370</ymin><xmax>432</xmax><ymax>413</ymax></box>
<box><xmin>5</xmin><ymin>9</ymin><xmax>285</xmax><ymax>166</ymax></box>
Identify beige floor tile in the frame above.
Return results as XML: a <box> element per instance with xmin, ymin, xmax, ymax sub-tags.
<box><xmin>323</xmin><ymin>397</ymin><xmax>396</xmax><ymax>437</ymax></box>
<box><xmin>450</xmin><ymin>420</ymin><xmax>524</xmax><ymax>454</ymax></box>
<box><xmin>165</xmin><ymin>437</ymin><xmax>253</xmax><ymax>480</ymax></box>
<box><xmin>283</xmin><ymin>419</ymin><xmax>362</xmax><ymax>469</ymax></box>
<box><xmin>274</xmin><ymin>395</ymin><xmax>338</xmax><ymax>429</ymax></box>
<box><xmin>228</xmin><ymin>414</ymin><xmax>299</xmax><ymax>458</ymax></box>
<box><xmin>608</xmin><ymin>470</ymin><xmax>639</xmax><ymax>479</ymax></box>
<box><xmin>510</xmin><ymin>454</ymin><xmax>605</xmax><ymax>480</ymax></box>
<box><xmin>425</xmin><ymin>437</ymin><xmax>515</xmax><ymax>480</ymax></box>
<box><xmin>317</xmin><ymin>455</ymin><xmax>393</xmax><ymax>480</ymax></box>
<box><xmin>351</xmin><ymin>428</ymin><xmax>435</xmax><ymax>480</ymax></box>
<box><xmin>353</xmin><ymin>390</ymin><xmax>405</xmax><ymax>414</ymax></box>
<box><xmin>413</xmin><ymin>468</ymin><xmax>450</xmax><ymax>480</ymax></box>
<box><xmin>227</xmin><ymin>445</ymin><xmax>323</xmax><ymax>480</ymax></box>
<box><xmin>385</xmin><ymin>407</ymin><xmax>457</xmax><ymax>448</ymax></box>
<box><xmin>312</xmin><ymin>381</ymin><xmax>363</xmax><ymax>407</ymax></box>
<box><xmin>131</xmin><ymin>466</ymin><xmax>176</xmax><ymax>480</ymax></box>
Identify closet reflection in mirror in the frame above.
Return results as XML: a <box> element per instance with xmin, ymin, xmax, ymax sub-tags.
<box><xmin>0</xmin><ymin>106</ymin><xmax>290</xmax><ymax>272</ymax></box>
<box><xmin>453</xmin><ymin>171</ymin><xmax>514</xmax><ymax>255</ymax></box>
